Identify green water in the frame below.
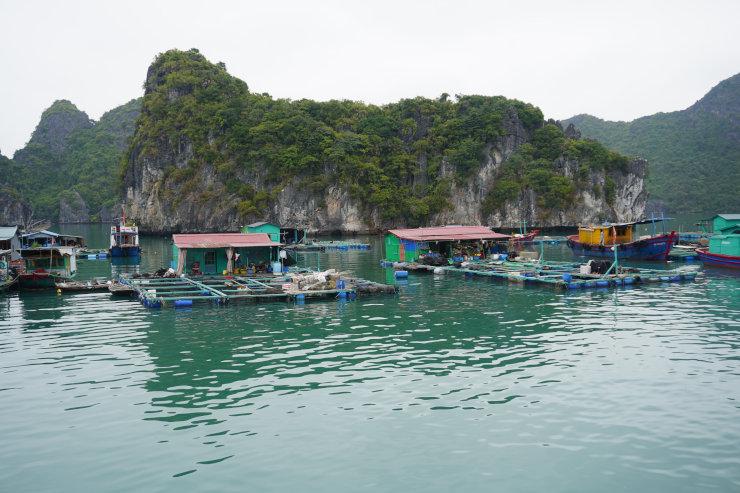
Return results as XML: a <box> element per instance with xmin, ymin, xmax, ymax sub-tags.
<box><xmin>1</xmin><ymin>224</ymin><xmax>739</xmax><ymax>492</ymax></box>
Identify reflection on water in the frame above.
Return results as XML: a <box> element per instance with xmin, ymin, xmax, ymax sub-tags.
<box><xmin>0</xmin><ymin>224</ymin><xmax>739</xmax><ymax>492</ymax></box>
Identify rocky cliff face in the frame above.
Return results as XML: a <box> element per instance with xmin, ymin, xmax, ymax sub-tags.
<box><xmin>8</xmin><ymin>98</ymin><xmax>141</xmax><ymax>223</ymax></box>
<box><xmin>123</xmin><ymin>49</ymin><xmax>648</xmax><ymax>234</ymax></box>
<box><xmin>125</xmin><ymin>111</ymin><xmax>646</xmax><ymax>233</ymax></box>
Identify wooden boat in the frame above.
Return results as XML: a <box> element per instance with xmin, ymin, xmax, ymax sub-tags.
<box><xmin>567</xmin><ymin>220</ymin><xmax>676</xmax><ymax>260</ymax></box>
<box><xmin>695</xmin><ymin>214</ymin><xmax>740</xmax><ymax>268</ymax></box>
<box><xmin>696</xmin><ymin>248</ymin><xmax>740</xmax><ymax>268</ymax></box>
<box><xmin>511</xmin><ymin>229</ymin><xmax>540</xmax><ymax>243</ymax></box>
<box><xmin>110</xmin><ymin>225</ymin><xmax>141</xmax><ymax>257</ymax></box>
<box><xmin>56</xmin><ymin>279</ymin><xmax>110</xmax><ymax>292</ymax></box>
<box><xmin>696</xmin><ymin>233</ymin><xmax>740</xmax><ymax>268</ymax></box>
<box><xmin>0</xmin><ymin>275</ymin><xmax>17</xmax><ymax>292</ymax></box>
<box><xmin>108</xmin><ymin>281</ymin><xmax>136</xmax><ymax>296</ymax></box>
<box><xmin>18</xmin><ymin>246</ymin><xmax>77</xmax><ymax>289</ymax></box>
<box><xmin>0</xmin><ymin>248</ymin><xmax>18</xmax><ymax>292</ymax></box>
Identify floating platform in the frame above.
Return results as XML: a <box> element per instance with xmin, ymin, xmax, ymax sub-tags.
<box><xmin>286</xmin><ymin>241</ymin><xmax>371</xmax><ymax>252</ymax></box>
<box><xmin>122</xmin><ymin>272</ymin><xmax>395</xmax><ymax>308</ymax></box>
<box><xmin>667</xmin><ymin>247</ymin><xmax>700</xmax><ymax>262</ymax></box>
<box><xmin>386</xmin><ymin>259</ymin><xmax>699</xmax><ymax>290</ymax></box>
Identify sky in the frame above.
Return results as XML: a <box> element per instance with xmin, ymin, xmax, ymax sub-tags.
<box><xmin>1</xmin><ymin>0</ymin><xmax>739</xmax><ymax>155</ymax></box>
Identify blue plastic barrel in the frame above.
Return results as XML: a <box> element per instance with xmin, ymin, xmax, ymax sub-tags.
<box><xmin>174</xmin><ymin>299</ymin><xmax>193</xmax><ymax>308</ymax></box>
<box><xmin>562</xmin><ymin>273</ymin><xmax>573</xmax><ymax>282</ymax></box>
<box><xmin>338</xmin><ymin>291</ymin><xmax>347</xmax><ymax>299</ymax></box>
<box><xmin>596</xmin><ymin>280</ymin><xmax>609</xmax><ymax>287</ymax></box>
<box><xmin>499</xmin><ymin>254</ymin><xmax>508</xmax><ymax>261</ymax></box>
<box><xmin>394</xmin><ymin>270</ymin><xmax>408</xmax><ymax>279</ymax></box>
<box><xmin>337</xmin><ymin>279</ymin><xmax>346</xmax><ymax>289</ymax></box>
<box><xmin>623</xmin><ymin>277</ymin><xmax>634</xmax><ymax>284</ymax></box>
<box><xmin>87</xmin><ymin>254</ymin><xmax>96</xmax><ymax>260</ymax></box>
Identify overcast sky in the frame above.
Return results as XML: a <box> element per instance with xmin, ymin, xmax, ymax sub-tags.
<box><xmin>1</xmin><ymin>0</ymin><xmax>738</xmax><ymax>154</ymax></box>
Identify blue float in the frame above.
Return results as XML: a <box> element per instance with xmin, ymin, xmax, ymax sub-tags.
<box><xmin>394</xmin><ymin>270</ymin><xmax>408</xmax><ymax>279</ymax></box>
<box><xmin>174</xmin><ymin>299</ymin><xmax>193</xmax><ymax>308</ymax></box>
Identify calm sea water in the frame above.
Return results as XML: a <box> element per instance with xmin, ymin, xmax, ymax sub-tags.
<box><xmin>1</xmin><ymin>223</ymin><xmax>739</xmax><ymax>492</ymax></box>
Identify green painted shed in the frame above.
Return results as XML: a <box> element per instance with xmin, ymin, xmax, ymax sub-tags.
<box><xmin>711</xmin><ymin>214</ymin><xmax>740</xmax><ymax>235</ymax></box>
<box><xmin>242</xmin><ymin>222</ymin><xmax>281</xmax><ymax>243</ymax></box>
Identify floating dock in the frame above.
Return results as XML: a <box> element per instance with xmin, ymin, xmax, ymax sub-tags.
<box><xmin>286</xmin><ymin>241</ymin><xmax>371</xmax><ymax>252</ymax></box>
<box><xmin>385</xmin><ymin>259</ymin><xmax>699</xmax><ymax>290</ymax></box>
<box><xmin>122</xmin><ymin>272</ymin><xmax>395</xmax><ymax>308</ymax></box>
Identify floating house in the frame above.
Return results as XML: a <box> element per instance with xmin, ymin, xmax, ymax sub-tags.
<box><xmin>18</xmin><ymin>246</ymin><xmax>77</xmax><ymax>289</ymax></box>
<box><xmin>384</xmin><ymin>226</ymin><xmax>510</xmax><ymax>262</ymax></box>
<box><xmin>172</xmin><ymin>233</ymin><xmax>282</xmax><ymax>276</ymax></box>
<box><xmin>0</xmin><ymin>226</ymin><xmax>21</xmax><ymax>261</ymax></box>
<box><xmin>696</xmin><ymin>214</ymin><xmax>740</xmax><ymax>268</ymax></box>
<box><xmin>242</xmin><ymin>222</ymin><xmax>306</xmax><ymax>244</ymax></box>
<box><xmin>20</xmin><ymin>230</ymin><xmax>85</xmax><ymax>249</ymax></box>
<box><xmin>566</xmin><ymin>220</ymin><xmax>676</xmax><ymax>260</ymax></box>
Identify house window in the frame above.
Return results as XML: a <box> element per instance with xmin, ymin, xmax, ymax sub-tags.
<box><xmin>205</xmin><ymin>251</ymin><xmax>216</xmax><ymax>266</ymax></box>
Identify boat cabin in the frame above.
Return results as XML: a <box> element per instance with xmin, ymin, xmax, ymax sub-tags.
<box><xmin>577</xmin><ymin>223</ymin><xmax>635</xmax><ymax>246</ymax></box>
<box><xmin>20</xmin><ymin>247</ymin><xmax>77</xmax><ymax>276</ymax></box>
<box><xmin>172</xmin><ymin>233</ymin><xmax>282</xmax><ymax>275</ymax></box>
<box><xmin>384</xmin><ymin>226</ymin><xmax>510</xmax><ymax>262</ymax></box>
<box><xmin>242</xmin><ymin>222</ymin><xmax>306</xmax><ymax>245</ymax></box>
<box><xmin>110</xmin><ymin>225</ymin><xmax>140</xmax><ymax>247</ymax></box>
<box><xmin>20</xmin><ymin>230</ymin><xmax>85</xmax><ymax>249</ymax></box>
<box><xmin>711</xmin><ymin>214</ymin><xmax>740</xmax><ymax>235</ymax></box>
<box><xmin>0</xmin><ymin>226</ymin><xmax>21</xmax><ymax>261</ymax></box>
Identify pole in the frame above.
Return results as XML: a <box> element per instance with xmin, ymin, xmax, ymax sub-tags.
<box><xmin>540</xmin><ymin>238</ymin><xmax>544</xmax><ymax>263</ymax></box>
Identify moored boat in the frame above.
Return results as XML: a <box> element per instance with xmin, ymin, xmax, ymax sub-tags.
<box><xmin>0</xmin><ymin>249</ymin><xmax>18</xmax><ymax>292</ymax></box>
<box><xmin>18</xmin><ymin>247</ymin><xmax>77</xmax><ymax>289</ymax></box>
<box><xmin>110</xmin><ymin>224</ymin><xmax>141</xmax><ymax>257</ymax></box>
<box><xmin>511</xmin><ymin>229</ymin><xmax>540</xmax><ymax>243</ymax></box>
<box><xmin>567</xmin><ymin>220</ymin><xmax>676</xmax><ymax>260</ymax></box>
<box><xmin>695</xmin><ymin>214</ymin><xmax>740</xmax><ymax>268</ymax></box>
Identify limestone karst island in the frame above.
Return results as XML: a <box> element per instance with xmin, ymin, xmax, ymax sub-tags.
<box><xmin>1</xmin><ymin>1</ymin><xmax>739</xmax><ymax>492</ymax></box>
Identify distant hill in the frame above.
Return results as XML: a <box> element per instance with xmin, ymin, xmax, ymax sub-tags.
<box><xmin>9</xmin><ymin>98</ymin><xmax>141</xmax><ymax>222</ymax></box>
<box><xmin>564</xmin><ymin>73</ymin><xmax>740</xmax><ymax>214</ymax></box>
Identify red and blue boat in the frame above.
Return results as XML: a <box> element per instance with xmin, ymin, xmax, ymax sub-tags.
<box><xmin>695</xmin><ymin>214</ymin><xmax>740</xmax><ymax>268</ymax></box>
<box><xmin>567</xmin><ymin>220</ymin><xmax>676</xmax><ymax>260</ymax></box>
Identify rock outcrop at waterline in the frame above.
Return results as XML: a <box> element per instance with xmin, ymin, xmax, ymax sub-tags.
<box><xmin>122</xmin><ymin>48</ymin><xmax>647</xmax><ymax>233</ymax></box>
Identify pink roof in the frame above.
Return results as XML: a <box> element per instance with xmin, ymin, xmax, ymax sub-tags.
<box><xmin>388</xmin><ymin>225</ymin><xmax>510</xmax><ymax>241</ymax></box>
<box><xmin>173</xmin><ymin>233</ymin><xmax>280</xmax><ymax>249</ymax></box>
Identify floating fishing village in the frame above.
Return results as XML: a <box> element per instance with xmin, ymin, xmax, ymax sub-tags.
<box><xmin>2</xmin><ymin>213</ymin><xmax>737</xmax><ymax>307</ymax></box>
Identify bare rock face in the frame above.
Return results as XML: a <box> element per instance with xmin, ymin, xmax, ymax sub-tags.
<box><xmin>58</xmin><ymin>190</ymin><xmax>90</xmax><ymax>223</ymax></box>
<box><xmin>0</xmin><ymin>193</ymin><xmax>31</xmax><ymax>226</ymax></box>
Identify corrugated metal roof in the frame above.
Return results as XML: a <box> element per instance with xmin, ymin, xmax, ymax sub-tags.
<box><xmin>388</xmin><ymin>225</ymin><xmax>510</xmax><ymax>241</ymax></box>
<box><xmin>21</xmin><ymin>229</ymin><xmax>59</xmax><ymax>238</ymax></box>
<box><xmin>173</xmin><ymin>233</ymin><xmax>281</xmax><ymax>249</ymax></box>
<box><xmin>0</xmin><ymin>226</ymin><xmax>18</xmax><ymax>241</ymax></box>
<box><xmin>716</xmin><ymin>214</ymin><xmax>740</xmax><ymax>220</ymax></box>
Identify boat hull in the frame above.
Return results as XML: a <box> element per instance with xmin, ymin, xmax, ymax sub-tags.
<box><xmin>695</xmin><ymin>248</ymin><xmax>740</xmax><ymax>268</ymax></box>
<box><xmin>567</xmin><ymin>233</ymin><xmax>675</xmax><ymax>260</ymax></box>
<box><xmin>18</xmin><ymin>272</ymin><xmax>71</xmax><ymax>290</ymax></box>
<box><xmin>0</xmin><ymin>276</ymin><xmax>18</xmax><ymax>292</ymax></box>
<box><xmin>109</xmin><ymin>246</ymin><xmax>141</xmax><ymax>257</ymax></box>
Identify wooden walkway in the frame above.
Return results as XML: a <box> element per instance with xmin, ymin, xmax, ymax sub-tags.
<box><xmin>388</xmin><ymin>259</ymin><xmax>700</xmax><ymax>290</ymax></box>
<box><xmin>123</xmin><ymin>273</ymin><xmax>395</xmax><ymax>308</ymax></box>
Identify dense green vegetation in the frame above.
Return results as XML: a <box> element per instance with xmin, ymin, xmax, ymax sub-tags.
<box><xmin>10</xmin><ymin>98</ymin><xmax>140</xmax><ymax>221</ymax></box>
<box><xmin>565</xmin><ymin>73</ymin><xmax>740</xmax><ymax>214</ymax></box>
<box><xmin>125</xmin><ymin>49</ymin><xmax>628</xmax><ymax>225</ymax></box>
